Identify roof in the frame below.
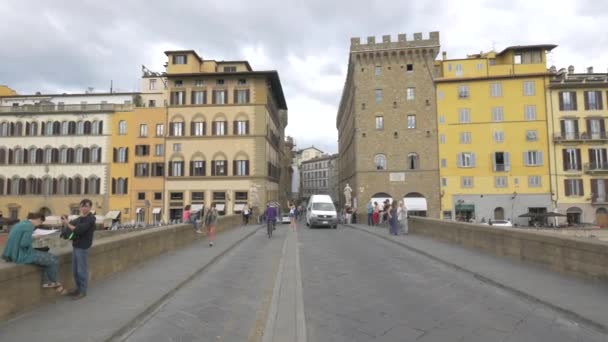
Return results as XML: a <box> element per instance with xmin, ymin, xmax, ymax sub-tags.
<box><xmin>497</xmin><ymin>44</ymin><xmax>557</xmax><ymax>56</ymax></box>
<box><xmin>216</xmin><ymin>60</ymin><xmax>253</xmax><ymax>71</ymax></box>
<box><xmin>165</xmin><ymin>71</ymin><xmax>287</xmax><ymax>110</ymax></box>
<box><xmin>302</xmin><ymin>154</ymin><xmax>338</xmax><ymax>163</ymax></box>
<box><xmin>0</xmin><ymin>92</ymin><xmax>138</xmax><ymax>99</ymax></box>
<box><xmin>164</xmin><ymin>50</ymin><xmax>204</xmax><ymax>63</ymax></box>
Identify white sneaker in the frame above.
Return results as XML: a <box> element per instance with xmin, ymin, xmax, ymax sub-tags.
<box><xmin>196</xmin><ymin>230</ymin><xmax>203</xmax><ymax>234</ymax></box>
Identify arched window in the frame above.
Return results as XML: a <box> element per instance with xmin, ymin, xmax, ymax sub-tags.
<box><xmin>61</xmin><ymin>121</ymin><xmax>69</xmax><ymax>135</ymax></box>
<box><xmin>75</xmin><ymin>147</ymin><xmax>83</xmax><ymax>164</ymax></box>
<box><xmin>68</xmin><ymin>121</ymin><xmax>76</xmax><ymax>135</ymax></box>
<box><xmin>26</xmin><ymin>177</ymin><xmax>36</xmax><ymax>195</ymax></box>
<box><xmin>52</xmin><ymin>121</ymin><xmax>60</xmax><ymax>135</ymax></box>
<box><xmin>28</xmin><ymin>147</ymin><xmax>36</xmax><ymax>164</ymax></box>
<box><xmin>0</xmin><ymin>148</ymin><xmax>6</xmax><ymax>164</ymax></box>
<box><xmin>91</xmin><ymin>121</ymin><xmax>100</xmax><ymax>135</ymax></box>
<box><xmin>52</xmin><ymin>148</ymin><xmax>59</xmax><ymax>163</ymax></box>
<box><xmin>57</xmin><ymin>177</ymin><xmax>67</xmax><ymax>195</ymax></box>
<box><xmin>42</xmin><ymin>177</ymin><xmax>52</xmax><ymax>195</ymax></box>
<box><xmin>73</xmin><ymin>176</ymin><xmax>82</xmax><ymax>195</ymax></box>
<box><xmin>114</xmin><ymin>177</ymin><xmax>128</xmax><ymax>194</ymax></box>
<box><xmin>85</xmin><ymin>176</ymin><xmax>100</xmax><ymax>195</ymax></box>
<box><xmin>494</xmin><ymin>207</ymin><xmax>505</xmax><ymax>220</ymax></box>
<box><xmin>45</xmin><ymin>148</ymin><xmax>53</xmax><ymax>164</ymax></box>
<box><xmin>67</xmin><ymin>148</ymin><xmax>75</xmax><ymax>163</ymax></box>
<box><xmin>29</xmin><ymin>122</ymin><xmax>38</xmax><ymax>136</ymax></box>
<box><xmin>14</xmin><ymin>148</ymin><xmax>23</xmax><ymax>164</ymax></box>
<box><xmin>60</xmin><ymin>148</ymin><xmax>68</xmax><ymax>163</ymax></box>
<box><xmin>374</xmin><ymin>154</ymin><xmax>386</xmax><ymax>170</ymax></box>
<box><xmin>76</xmin><ymin>121</ymin><xmax>84</xmax><ymax>135</ymax></box>
<box><xmin>91</xmin><ymin>147</ymin><xmax>101</xmax><ymax>163</ymax></box>
<box><xmin>83</xmin><ymin>121</ymin><xmax>92</xmax><ymax>135</ymax></box>
<box><xmin>118</xmin><ymin>120</ymin><xmax>127</xmax><ymax>135</ymax></box>
<box><xmin>0</xmin><ymin>122</ymin><xmax>8</xmax><ymax>136</ymax></box>
<box><xmin>18</xmin><ymin>178</ymin><xmax>26</xmax><ymax>195</ymax></box>
<box><xmin>408</xmin><ymin>153</ymin><xmax>419</xmax><ymax>170</ymax></box>
<box><xmin>82</xmin><ymin>147</ymin><xmax>90</xmax><ymax>163</ymax></box>
<box><xmin>0</xmin><ymin>177</ymin><xmax>4</xmax><ymax>195</ymax></box>
<box><xmin>45</xmin><ymin>121</ymin><xmax>53</xmax><ymax>135</ymax></box>
<box><xmin>15</xmin><ymin>122</ymin><xmax>23</xmax><ymax>136</ymax></box>
<box><xmin>118</xmin><ymin>147</ymin><xmax>128</xmax><ymax>163</ymax></box>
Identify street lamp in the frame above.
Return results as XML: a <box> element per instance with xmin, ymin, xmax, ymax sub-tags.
<box><xmin>510</xmin><ymin>191</ymin><xmax>517</xmax><ymax>222</ymax></box>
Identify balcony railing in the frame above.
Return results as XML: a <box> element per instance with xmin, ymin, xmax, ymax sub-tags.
<box><xmin>554</xmin><ymin>131</ymin><xmax>608</xmax><ymax>142</ymax></box>
<box><xmin>584</xmin><ymin>162</ymin><xmax>608</xmax><ymax>173</ymax></box>
<box><xmin>591</xmin><ymin>195</ymin><xmax>608</xmax><ymax>204</ymax></box>
<box><xmin>0</xmin><ymin>103</ymin><xmax>133</xmax><ymax>113</ymax></box>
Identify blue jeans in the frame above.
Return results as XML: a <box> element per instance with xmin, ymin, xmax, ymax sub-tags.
<box><xmin>72</xmin><ymin>248</ymin><xmax>89</xmax><ymax>295</ymax></box>
<box><xmin>31</xmin><ymin>250</ymin><xmax>59</xmax><ymax>284</ymax></box>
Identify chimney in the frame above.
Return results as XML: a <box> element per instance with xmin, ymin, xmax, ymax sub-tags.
<box><xmin>442</xmin><ymin>51</ymin><xmax>447</xmax><ymax>60</ymax></box>
<box><xmin>567</xmin><ymin>65</ymin><xmax>575</xmax><ymax>74</ymax></box>
<box><xmin>587</xmin><ymin>66</ymin><xmax>594</xmax><ymax>74</ymax></box>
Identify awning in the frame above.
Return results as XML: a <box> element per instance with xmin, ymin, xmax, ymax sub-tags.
<box><xmin>190</xmin><ymin>204</ymin><xmax>204</xmax><ymax>212</ymax></box>
<box><xmin>455</xmin><ymin>204</ymin><xmax>475</xmax><ymax>211</ymax></box>
<box><xmin>105</xmin><ymin>210</ymin><xmax>121</xmax><ymax>219</ymax></box>
<box><xmin>234</xmin><ymin>203</ymin><xmax>245</xmax><ymax>211</ymax></box>
<box><xmin>371</xmin><ymin>197</ymin><xmax>392</xmax><ymax>210</ymax></box>
<box><xmin>136</xmin><ymin>208</ymin><xmax>143</xmax><ymax>213</ymax></box>
<box><xmin>404</xmin><ymin>197</ymin><xmax>427</xmax><ymax>211</ymax></box>
<box><xmin>216</xmin><ymin>204</ymin><xmax>225</xmax><ymax>211</ymax></box>
<box><xmin>152</xmin><ymin>208</ymin><xmax>162</xmax><ymax>214</ymax></box>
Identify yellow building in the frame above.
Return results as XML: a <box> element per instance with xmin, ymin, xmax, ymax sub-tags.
<box><xmin>0</xmin><ymin>86</ymin><xmax>17</xmax><ymax>96</ymax></box>
<box><xmin>108</xmin><ymin>110</ymin><xmax>135</xmax><ymax>223</ymax></box>
<box><xmin>436</xmin><ymin>45</ymin><xmax>556</xmax><ymax>225</ymax></box>
<box><xmin>547</xmin><ymin>66</ymin><xmax>608</xmax><ymax>227</ymax></box>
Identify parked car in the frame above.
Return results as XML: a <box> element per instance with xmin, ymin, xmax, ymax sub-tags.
<box><xmin>281</xmin><ymin>213</ymin><xmax>291</xmax><ymax>224</ymax></box>
<box><xmin>490</xmin><ymin>219</ymin><xmax>512</xmax><ymax>227</ymax></box>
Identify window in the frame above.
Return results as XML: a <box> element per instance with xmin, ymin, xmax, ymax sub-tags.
<box><xmin>191</xmin><ymin>91</ymin><xmax>206</xmax><ymax>104</ymax></box>
<box><xmin>155</xmin><ymin>144</ymin><xmax>164</xmax><ymax>156</ymax></box>
<box><xmin>113</xmin><ymin>178</ymin><xmax>128</xmax><ymax>195</ymax></box>
<box><xmin>559</xmin><ymin>91</ymin><xmax>577</xmax><ymax>111</ymax></box>
<box><xmin>235</xmin><ymin>89</ymin><xmax>249</xmax><ymax>104</ymax></box>
<box><xmin>224</xmin><ymin>66</ymin><xmax>236</xmax><ymax>72</ymax></box>
<box><xmin>213</xmin><ymin>90</ymin><xmax>227</xmax><ymax>104</ymax></box>
<box><xmin>524</xmin><ymin>151</ymin><xmax>544</xmax><ymax>166</ymax></box>
<box><xmin>406</xmin><ymin>87</ymin><xmax>415</xmax><ymax>100</ymax></box>
<box><xmin>476</xmin><ymin>63</ymin><xmax>483</xmax><ymax>70</ymax></box>
<box><xmin>405</xmin><ymin>64</ymin><xmax>413</xmax><ymax>72</ymax></box>
<box><xmin>139</xmin><ymin>124</ymin><xmax>148</xmax><ymax>137</ymax></box>
<box><xmin>170</xmin><ymin>192</ymin><xmax>184</xmax><ymax>201</ymax></box>
<box><xmin>154</xmin><ymin>192</ymin><xmax>162</xmax><ymax>200</ymax></box>
<box><xmin>493</xmin><ymin>130</ymin><xmax>504</xmax><ymax>143</ymax></box>
<box><xmin>562</xmin><ymin>148</ymin><xmax>581</xmax><ymax>171</ymax></box>
<box><xmin>135</xmin><ymin>145</ymin><xmax>150</xmax><ymax>156</ymax></box>
<box><xmin>174</xmin><ymin>80</ymin><xmax>183</xmax><ymax>87</ymax></box>
<box><xmin>493</xmin><ymin>152</ymin><xmax>510</xmax><ymax>171</ymax></box>
<box><xmin>234</xmin><ymin>160</ymin><xmax>249</xmax><ymax>176</ymax></box>
<box><xmin>170</xmin><ymin>161</ymin><xmax>184</xmax><ymax>177</ymax></box>
<box><xmin>438</xmin><ymin>115</ymin><xmax>445</xmax><ymax>124</ymax></box>
<box><xmin>528</xmin><ymin>176</ymin><xmax>542</xmax><ymax>187</ymax></box>
<box><xmin>92</xmin><ymin>121</ymin><xmax>101</xmax><ymax>135</ymax></box>
<box><xmin>461</xmin><ymin>177</ymin><xmax>474</xmax><ymax>188</ymax></box>
<box><xmin>375</xmin><ymin>89</ymin><xmax>382</xmax><ymax>103</ymax></box>
<box><xmin>173</xmin><ymin>143</ymin><xmax>181</xmax><ymax>152</ymax></box>
<box><xmin>374</xmin><ymin>154</ymin><xmax>386</xmax><ymax>170</ymax></box>
<box><xmin>495</xmin><ymin>176</ymin><xmax>508</xmax><ymax>188</ymax></box>
<box><xmin>455</xmin><ymin>64</ymin><xmax>463</xmax><ymax>76</ymax></box>
<box><xmin>526</xmin><ymin>130</ymin><xmax>538</xmax><ymax>141</ymax></box>
<box><xmin>217</xmin><ymin>79</ymin><xmax>225</xmax><ymax>85</ymax></box>
<box><xmin>458</xmin><ymin>85</ymin><xmax>469</xmax><ymax>99</ymax></box>
<box><xmin>585</xmin><ymin>91</ymin><xmax>603</xmax><ymax>110</ymax></box>
<box><xmin>191</xmin><ymin>160</ymin><xmax>206</xmax><ymax>176</ymax></box>
<box><xmin>439</xmin><ymin>134</ymin><xmax>446</xmax><ymax>144</ymax></box>
<box><xmin>564</xmin><ymin>179</ymin><xmax>584</xmax><ymax>196</ymax></box>
<box><xmin>170</xmin><ymin>122</ymin><xmax>184</xmax><ymax>136</ymax></box>
<box><xmin>457</xmin><ymin>152</ymin><xmax>475</xmax><ymax>168</ymax></box>
<box><xmin>524</xmin><ymin>105</ymin><xmax>537</xmax><ymax>121</ymax></box>
<box><xmin>375</xmin><ymin>66</ymin><xmax>382</xmax><ymax>76</ymax></box>
<box><xmin>194</xmin><ymin>80</ymin><xmax>204</xmax><ymax>87</ymax></box>
<box><xmin>514</xmin><ymin>54</ymin><xmax>522</xmax><ymax>64</ymax></box>
<box><xmin>407</xmin><ymin>114</ymin><xmax>416</xmax><ymax>129</ymax></box>
<box><xmin>149</xmin><ymin>79</ymin><xmax>157</xmax><ymax>90</ymax></box>
<box><xmin>441</xmin><ymin>178</ymin><xmax>447</xmax><ymax>187</ymax></box>
<box><xmin>523</xmin><ymin>81</ymin><xmax>535</xmax><ymax>96</ymax></box>
<box><xmin>437</xmin><ymin>91</ymin><xmax>444</xmax><ymax>100</ymax></box>
<box><xmin>152</xmin><ymin>163</ymin><xmax>165</xmax><ymax>177</ymax></box>
<box><xmin>76</xmin><ymin>121</ymin><xmax>84</xmax><ymax>135</ymax></box>
<box><xmin>235</xmin><ymin>121</ymin><xmax>249</xmax><ymax>135</ymax></box>
<box><xmin>170</xmin><ymin>91</ymin><xmax>185</xmax><ymax>105</ymax></box>
<box><xmin>135</xmin><ymin>163</ymin><xmax>149</xmax><ymax>177</ymax></box>
<box><xmin>156</xmin><ymin>124</ymin><xmax>164</xmax><ymax>136</ymax></box>
<box><xmin>238</xmin><ymin>79</ymin><xmax>247</xmax><ymax>85</ymax></box>
<box><xmin>115</xmin><ymin>147</ymin><xmax>129</xmax><ymax>163</ymax></box>
<box><xmin>173</xmin><ymin>55</ymin><xmax>187</xmax><ymax>64</ymax></box>
<box><xmin>118</xmin><ymin>120</ymin><xmax>127</xmax><ymax>135</ymax></box>
<box><xmin>138</xmin><ymin>192</ymin><xmax>145</xmax><ymax>200</ymax></box>
<box><xmin>192</xmin><ymin>191</ymin><xmax>205</xmax><ymax>201</ymax></box>
<box><xmin>460</xmin><ymin>132</ymin><xmax>471</xmax><ymax>144</ymax></box>
<box><xmin>213</xmin><ymin>121</ymin><xmax>227</xmax><ymax>135</ymax></box>
<box><xmin>408</xmin><ymin>153</ymin><xmax>419</xmax><ymax>170</ymax></box>
<box><xmin>375</xmin><ymin>116</ymin><xmax>384</xmax><ymax>130</ymax></box>
<box><xmin>458</xmin><ymin>108</ymin><xmax>471</xmax><ymax>123</ymax></box>
<box><xmin>441</xmin><ymin>158</ymin><xmax>447</xmax><ymax>168</ymax></box>
<box><xmin>490</xmin><ymin>83</ymin><xmax>502</xmax><ymax>97</ymax></box>
<box><xmin>212</xmin><ymin>160</ymin><xmax>227</xmax><ymax>175</ymax></box>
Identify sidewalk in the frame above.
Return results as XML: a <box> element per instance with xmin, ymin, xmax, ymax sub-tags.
<box><xmin>0</xmin><ymin>224</ymin><xmax>261</xmax><ymax>342</ymax></box>
<box><xmin>347</xmin><ymin>223</ymin><xmax>608</xmax><ymax>333</ymax></box>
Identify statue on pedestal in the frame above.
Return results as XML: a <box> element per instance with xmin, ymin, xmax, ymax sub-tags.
<box><xmin>344</xmin><ymin>183</ymin><xmax>353</xmax><ymax>206</ymax></box>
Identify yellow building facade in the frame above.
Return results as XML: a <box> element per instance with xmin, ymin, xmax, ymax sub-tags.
<box><xmin>108</xmin><ymin>110</ymin><xmax>135</xmax><ymax>223</ymax></box>
<box><xmin>436</xmin><ymin>45</ymin><xmax>556</xmax><ymax>225</ymax></box>
<box><xmin>547</xmin><ymin>67</ymin><xmax>608</xmax><ymax>227</ymax></box>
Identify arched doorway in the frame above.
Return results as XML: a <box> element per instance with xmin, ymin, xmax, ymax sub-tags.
<box><xmin>39</xmin><ymin>207</ymin><xmax>52</xmax><ymax>216</ymax></box>
<box><xmin>404</xmin><ymin>192</ymin><xmax>427</xmax><ymax>217</ymax></box>
<box><xmin>370</xmin><ymin>192</ymin><xmax>392</xmax><ymax>210</ymax></box>
<box><xmin>566</xmin><ymin>207</ymin><xmax>582</xmax><ymax>226</ymax></box>
<box><xmin>596</xmin><ymin>208</ymin><xmax>608</xmax><ymax>228</ymax></box>
<box><xmin>494</xmin><ymin>207</ymin><xmax>505</xmax><ymax>220</ymax></box>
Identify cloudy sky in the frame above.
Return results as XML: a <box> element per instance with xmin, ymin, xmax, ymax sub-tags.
<box><xmin>1</xmin><ymin>0</ymin><xmax>606</xmax><ymax>153</ymax></box>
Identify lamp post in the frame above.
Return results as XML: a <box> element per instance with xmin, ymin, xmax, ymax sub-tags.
<box><xmin>511</xmin><ymin>191</ymin><xmax>517</xmax><ymax>222</ymax></box>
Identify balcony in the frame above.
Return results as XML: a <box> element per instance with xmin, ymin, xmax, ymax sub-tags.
<box><xmin>583</xmin><ymin>131</ymin><xmax>608</xmax><ymax>142</ymax></box>
<box><xmin>553</xmin><ymin>132</ymin><xmax>583</xmax><ymax>142</ymax></box>
<box><xmin>591</xmin><ymin>195</ymin><xmax>608</xmax><ymax>205</ymax></box>
<box><xmin>0</xmin><ymin>103</ymin><xmax>133</xmax><ymax>113</ymax></box>
<box><xmin>584</xmin><ymin>162</ymin><xmax>608</xmax><ymax>174</ymax></box>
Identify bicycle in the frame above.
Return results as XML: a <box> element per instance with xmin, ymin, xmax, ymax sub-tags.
<box><xmin>267</xmin><ymin>218</ymin><xmax>276</xmax><ymax>238</ymax></box>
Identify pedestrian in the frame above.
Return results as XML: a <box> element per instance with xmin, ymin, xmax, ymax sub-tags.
<box><xmin>289</xmin><ymin>203</ymin><xmax>297</xmax><ymax>231</ymax></box>
<box><xmin>2</xmin><ymin>212</ymin><xmax>67</xmax><ymax>294</ymax></box>
<box><xmin>183</xmin><ymin>205</ymin><xmax>202</xmax><ymax>234</ymax></box>
<box><xmin>367</xmin><ymin>201</ymin><xmax>373</xmax><ymax>226</ymax></box>
<box><xmin>372</xmin><ymin>202</ymin><xmax>379</xmax><ymax>225</ymax></box>
<box><xmin>204</xmin><ymin>204</ymin><xmax>218</xmax><ymax>247</ymax></box>
<box><xmin>60</xmin><ymin>198</ymin><xmax>96</xmax><ymax>300</ymax></box>
<box><xmin>344</xmin><ymin>206</ymin><xmax>353</xmax><ymax>224</ymax></box>
<box><xmin>397</xmin><ymin>200</ymin><xmax>408</xmax><ymax>235</ymax></box>
<box><xmin>388</xmin><ymin>200</ymin><xmax>399</xmax><ymax>235</ymax></box>
<box><xmin>242</xmin><ymin>204</ymin><xmax>250</xmax><ymax>225</ymax></box>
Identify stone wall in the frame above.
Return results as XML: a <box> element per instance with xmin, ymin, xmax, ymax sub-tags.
<box><xmin>409</xmin><ymin>217</ymin><xmax>608</xmax><ymax>280</ymax></box>
<box><xmin>0</xmin><ymin>215</ymin><xmax>242</xmax><ymax>321</ymax></box>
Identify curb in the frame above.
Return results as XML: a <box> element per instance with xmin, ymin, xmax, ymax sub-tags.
<box><xmin>346</xmin><ymin>224</ymin><xmax>608</xmax><ymax>334</ymax></box>
<box><xmin>106</xmin><ymin>225</ymin><xmax>263</xmax><ymax>342</ymax></box>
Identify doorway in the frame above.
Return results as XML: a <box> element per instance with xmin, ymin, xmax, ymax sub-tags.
<box><xmin>493</xmin><ymin>207</ymin><xmax>505</xmax><ymax>220</ymax></box>
<box><xmin>596</xmin><ymin>208</ymin><xmax>608</xmax><ymax>228</ymax></box>
<box><xmin>566</xmin><ymin>207</ymin><xmax>582</xmax><ymax>226</ymax></box>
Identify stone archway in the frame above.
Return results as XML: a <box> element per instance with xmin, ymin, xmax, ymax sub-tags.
<box><xmin>39</xmin><ymin>207</ymin><xmax>52</xmax><ymax>216</ymax></box>
<box><xmin>403</xmin><ymin>192</ymin><xmax>427</xmax><ymax>217</ymax></box>
<box><xmin>494</xmin><ymin>207</ymin><xmax>505</xmax><ymax>220</ymax></box>
<box><xmin>596</xmin><ymin>207</ymin><xmax>608</xmax><ymax>228</ymax></box>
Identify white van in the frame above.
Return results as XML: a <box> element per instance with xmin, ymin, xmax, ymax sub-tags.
<box><xmin>306</xmin><ymin>195</ymin><xmax>338</xmax><ymax>228</ymax></box>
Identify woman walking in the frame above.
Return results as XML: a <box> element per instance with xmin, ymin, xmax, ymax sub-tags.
<box><xmin>289</xmin><ymin>203</ymin><xmax>297</xmax><ymax>231</ymax></box>
<box><xmin>204</xmin><ymin>204</ymin><xmax>218</xmax><ymax>247</ymax></box>
<box><xmin>388</xmin><ymin>200</ymin><xmax>399</xmax><ymax>235</ymax></box>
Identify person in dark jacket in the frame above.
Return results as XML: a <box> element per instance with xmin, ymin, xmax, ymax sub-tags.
<box><xmin>60</xmin><ymin>199</ymin><xmax>96</xmax><ymax>300</ymax></box>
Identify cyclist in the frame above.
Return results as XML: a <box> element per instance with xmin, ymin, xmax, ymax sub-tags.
<box><xmin>264</xmin><ymin>204</ymin><xmax>278</xmax><ymax>238</ymax></box>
